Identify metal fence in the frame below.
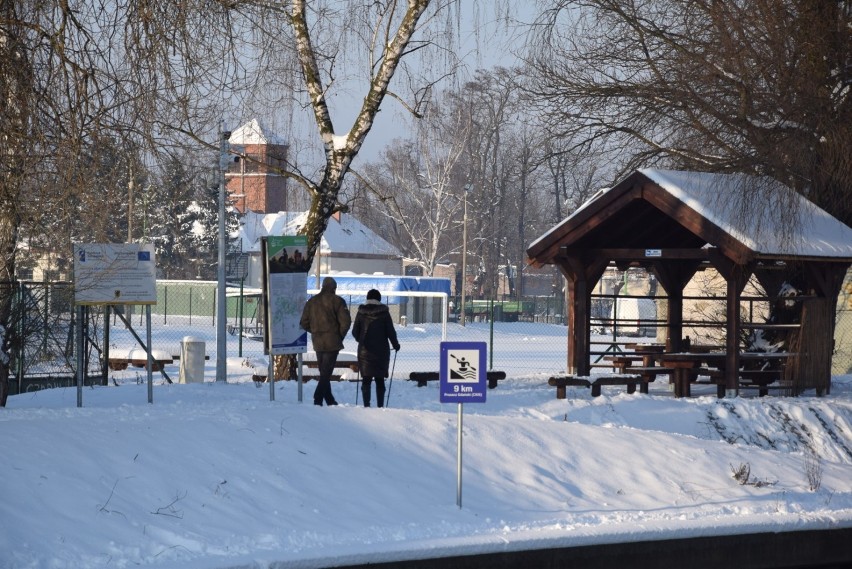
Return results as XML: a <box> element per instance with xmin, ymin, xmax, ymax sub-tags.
<box><xmin>4</xmin><ymin>277</ymin><xmax>851</xmax><ymax>396</ymax></box>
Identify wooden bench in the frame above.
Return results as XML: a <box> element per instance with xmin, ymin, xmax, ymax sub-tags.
<box><xmin>548</xmin><ymin>374</ymin><xmax>644</xmax><ymax>398</ymax></box>
<box><xmin>548</xmin><ymin>376</ymin><xmax>591</xmax><ymax>399</ymax></box>
<box><xmin>252</xmin><ymin>372</ymin><xmax>345</xmax><ymax>383</ymax></box>
<box><xmin>408</xmin><ymin>371</ymin><xmax>507</xmax><ymax>389</ymax></box>
<box><xmin>687</xmin><ymin>367</ymin><xmax>726</xmax><ymax>398</ymax></box>
<box><xmin>590</xmin><ymin>374</ymin><xmax>643</xmax><ymax>397</ymax></box>
<box><xmin>622</xmin><ymin>366</ymin><xmax>673</xmax><ymax>393</ymax></box>
<box><xmin>738</xmin><ymin>382</ymin><xmax>791</xmax><ymax>397</ymax></box>
<box><xmin>739</xmin><ymin>369</ymin><xmax>783</xmax><ymax>396</ymax></box>
<box><xmin>107</xmin><ymin>349</ymin><xmax>174</xmax><ymax>371</ymax></box>
<box><xmin>603</xmin><ymin>355</ymin><xmax>644</xmax><ymax>373</ymax></box>
<box><xmin>252</xmin><ymin>352</ymin><xmax>359</xmax><ymax>383</ymax></box>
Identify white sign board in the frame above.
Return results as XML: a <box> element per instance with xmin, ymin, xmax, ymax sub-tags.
<box><xmin>73</xmin><ymin>243</ymin><xmax>157</xmax><ymax>305</ymax></box>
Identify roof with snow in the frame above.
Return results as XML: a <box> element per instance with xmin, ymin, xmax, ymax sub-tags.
<box><xmin>528</xmin><ymin>169</ymin><xmax>852</xmax><ymax>265</ymax></box>
<box><xmin>228</xmin><ymin>118</ymin><xmax>287</xmax><ymax>146</ymax></box>
<box><xmin>236</xmin><ymin>211</ymin><xmax>401</xmax><ymax>258</ymax></box>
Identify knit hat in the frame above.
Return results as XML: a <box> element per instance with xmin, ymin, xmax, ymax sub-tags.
<box><xmin>366</xmin><ymin>289</ymin><xmax>381</xmax><ymax>301</ymax></box>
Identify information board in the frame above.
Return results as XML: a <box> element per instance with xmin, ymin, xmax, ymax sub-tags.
<box><xmin>264</xmin><ymin>236</ymin><xmax>309</xmax><ymax>354</ymax></box>
<box><xmin>73</xmin><ymin>243</ymin><xmax>157</xmax><ymax>305</ymax></box>
<box><xmin>439</xmin><ymin>341</ymin><xmax>487</xmax><ymax>403</ymax></box>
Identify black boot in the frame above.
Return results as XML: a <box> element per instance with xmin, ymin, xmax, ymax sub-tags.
<box><xmin>376</xmin><ymin>379</ymin><xmax>386</xmax><ymax>408</ymax></box>
<box><xmin>361</xmin><ymin>378</ymin><xmax>372</xmax><ymax>407</ymax></box>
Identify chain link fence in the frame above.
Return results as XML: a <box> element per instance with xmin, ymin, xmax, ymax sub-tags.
<box><xmin>4</xmin><ymin>274</ymin><xmax>851</xmax><ymax>395</ymax></box>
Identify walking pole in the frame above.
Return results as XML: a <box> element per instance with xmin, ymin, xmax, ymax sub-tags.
<box><xmin>385</xmin><ymin>349</ymin><xmax>398</xmax><ymax>408</ymax></box>
<box><xmin>355</xmin><ymin>368</ymin><xmax>360</xmax><ymax>405</ymax></box>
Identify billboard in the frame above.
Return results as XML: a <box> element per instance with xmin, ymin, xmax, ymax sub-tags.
<box><xmin>73</xmin><ymin>243</ymin><xmax>157</xmax><ymax>305</ymax></box>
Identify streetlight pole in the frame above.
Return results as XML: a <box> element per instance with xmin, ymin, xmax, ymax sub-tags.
<box><xmin>216</xmin><ymin>125</ymin><xmax>231</xmax><ymax>383</ymax></box>
<box><xmin>460</xmin><ymin>184</ymin><xmax>470</xmax><ymax>326</ymax></box>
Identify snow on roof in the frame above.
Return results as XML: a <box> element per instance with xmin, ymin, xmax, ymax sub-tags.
<box><xmin>529</xmin><ymin>169</ymin><xmax>852</xmax><ymax>259</ymax></box>
<box><xmin>228</xmin><ymin>118</ymin><xmax>287</xmax><ymax>146</ymax></box>
<box><xmin>236</xmin><ymin>211</ymin><xmax>401</xmax><ymax>258</ymax></box>
<box><xmin>641</xmin><ymin>169</ymin><xmax>852</xmax><ymax>258</ymax></box>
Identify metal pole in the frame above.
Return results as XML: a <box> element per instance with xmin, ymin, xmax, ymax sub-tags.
<box><xmin>146</xmin><ymin>305</ymin><xmax>153</xmax><ymax>403</ymax></box>
<box><xmin>456</xmin><ymin>402</ymin><xmax>463</xmax><ymax>508</ymax></box>
<box><xmin>238</xmin><ymin>277</ymin><xmax>244</xmax><ymax>357</ymax></box>
<box><xmin>297</xmin><ymin>353</ymin><xmax>303</xmax><ymax>402</ymax></box>
<box><xmin>460</xmin><ymin>185</ymin><xmax>469</xmax><ymax>326</ymax></box>
<box><xmin>268</xmin><ymin>353</ymin><xmax>275</xmax><ymax>401</ymax></box>
<box><xmin>489</xmin><ymin>297</ymin><xmax>494</xmax><ymax>369</ymax></box>
<box><xmin>216</xmin><ymin>124</ymin><xmax>230</xmax><ymax>383</ymax></box>
<box><xmin>76</xmin><ymin>305</ymin><xmax>83</xmax><ymax>408</ymax></box>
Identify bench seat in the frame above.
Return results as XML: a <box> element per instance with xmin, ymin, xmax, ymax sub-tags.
<box><xmin>408</xmin><ymin>371</ymin><xmax>506</xmax><ymax>388</ymax></box>
<box><xmin>548</xmin><ymin>374</ymin><xmax>647</xmax><ymax>398</ymax></box>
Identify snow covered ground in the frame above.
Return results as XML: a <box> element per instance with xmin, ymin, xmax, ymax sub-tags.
<box><xmin>2</xmin><ymin>321</ymin><xmax>851</xmax><ymax>569</ymax></box>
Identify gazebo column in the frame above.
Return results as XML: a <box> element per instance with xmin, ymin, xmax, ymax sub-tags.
<box><xmin>559</xmin><ymin>256</ymin><xmax>608</xmax><ymax>376</ymax></box>
<box><xmin>801</xmin><ymin>262</ymin><xmax>851</xmax><ymax>395</ymax></box>
<box><xmin>652</xmin><ymin>261</ymin><xmax>700</xmax><ymax>352</ymax></box>
<box><xmin>710</xmin><ymin>252</ymin><xmax>752</xmax><ymax>395</ymax></box>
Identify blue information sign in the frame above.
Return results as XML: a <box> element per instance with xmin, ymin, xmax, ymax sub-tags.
<box><xmin>439</xmin><ymin>341</ymin><xmax>487</xmax><ymax>403</ymax></box>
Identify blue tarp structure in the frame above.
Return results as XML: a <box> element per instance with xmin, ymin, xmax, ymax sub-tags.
<box><xmin>312</xmin><ymin>274</ymin><xmax>451</xmax><ymax>304</ymax></box>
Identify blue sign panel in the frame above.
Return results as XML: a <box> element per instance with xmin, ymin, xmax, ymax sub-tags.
<box><xmin>439</xmin><ymin>341</ymin><xmax>487</xmax><ymax>403</ymax></box>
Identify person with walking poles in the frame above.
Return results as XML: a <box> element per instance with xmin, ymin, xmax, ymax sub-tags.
<box><xmin>299</xmin><ymin>276</ymin><xmax>352</xmax><ymax>406</ymax></box>
<box><xmin>352</xmin><ymin>289</ymin><xmax>400</xmax><ymax>408</ymax></box>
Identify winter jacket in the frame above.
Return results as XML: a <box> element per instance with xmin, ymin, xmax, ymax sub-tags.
<box><xmin>299</xmin><ymin>283</ymin><xmax>352</xmax><ymax>352</ymax></box>
<box><xmin>352</xmin><ymin>300</ymin><xmax>400</xmax><ymax>378</ymax></box>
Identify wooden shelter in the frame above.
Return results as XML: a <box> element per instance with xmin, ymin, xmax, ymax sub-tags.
<box><xmin>527</xmin><ymin>170</ymin><xmax>852</xmax><ymax>395</ymax></box>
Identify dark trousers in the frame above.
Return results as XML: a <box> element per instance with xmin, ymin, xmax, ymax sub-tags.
<box><xmin>361</xmin><ymin>377</ymin><xmax>386</xmax><ymax>407</ymax></box>
<box><xmin>313</xmin><ymin>350</ymin><xmax>339</xmax><ymax>406</ymax></box>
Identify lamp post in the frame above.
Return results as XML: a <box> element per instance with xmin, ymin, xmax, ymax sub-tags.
<box><xmin>216</xmin><ymin>125</ymin><xmax>231</xmax><ymax>383</ymax></box>
<box><xmin>460</xmin><ymin>184</ymin><xmax>471</xmax><ymax>326</ymax></box>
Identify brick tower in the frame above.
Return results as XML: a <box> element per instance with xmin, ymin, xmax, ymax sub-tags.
<box><xmin>226</xmin><ymin>119</ymin><xmax>289</xmax><ymax>213</ymax></box>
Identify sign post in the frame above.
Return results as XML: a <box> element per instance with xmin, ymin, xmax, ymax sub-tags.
<box><xmin>439</xmin><ymin>341</ymin><xmax>487</xmax><ymax>508</ymax></box>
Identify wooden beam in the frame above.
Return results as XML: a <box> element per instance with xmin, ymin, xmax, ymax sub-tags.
<box><xmin>652</xmin><ymin>260</ymin><xmax>702</xmax><ymax>352</ymax></box>
<box><xmin>709</xmin><ymin>250</ymin><xmax>753</xmax><ymax>394</ymax></box>
<box><xmin>581</xmin><ymin>248</ymin><xmax>714</xmax><ymax>261</ymax></box>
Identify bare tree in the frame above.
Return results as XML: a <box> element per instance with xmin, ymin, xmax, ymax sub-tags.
<box><xmin>1</xmin><ymin>1</ymin><xmax>139</xmax><ymax>405</ymax></box>
<box><xmin>524</xmin><ymin>0</ymin><xmax>852</xmax><ymax>226</ymax></box>
<box><xmin>360</xmin><ymin>99</ymin><xmax>472</xmax><ymax>276</ymax></box>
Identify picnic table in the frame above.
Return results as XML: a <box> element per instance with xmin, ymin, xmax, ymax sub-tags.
<box><xmin>611</xmin><ymin>344</ymin><xmax>672</xmax><ymax>390</ymax></box>
<box><xmin>659</xmin><ymin>351</ymin><xmax>794</xmax><ymax>397</ymax></box>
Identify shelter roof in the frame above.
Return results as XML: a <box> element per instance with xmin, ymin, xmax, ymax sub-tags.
<box><xmin>528</xmin><ymin>169</ymin><xmax>852</xmax><ymax>266</ymax></box>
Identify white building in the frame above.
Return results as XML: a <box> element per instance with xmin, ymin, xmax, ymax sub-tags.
<box><xmin>234</xmin><ymin>210</ymin><xmax>403</xmax><ymax>288</ymax></box>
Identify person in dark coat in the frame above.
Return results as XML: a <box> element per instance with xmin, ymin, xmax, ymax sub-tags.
<box><xmin>352</xmin><ymin>289</ymin><xmax>400</xmax><ymax>407</ymax></box>
<box><xmin>299</xmin><ymin>276</ymin><xmax>352</xmax><ymax>406</ymax></box>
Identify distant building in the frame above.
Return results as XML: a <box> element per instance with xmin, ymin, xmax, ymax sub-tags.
<box><xmin>226</xmin><ymin>119</ymin><xmax>296</xmax><ymax>214</ymax></box>
<box><xmin>234</xmin><ymin>210</ymin><xmax>403</xmax><ymax>288</ymax></box>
